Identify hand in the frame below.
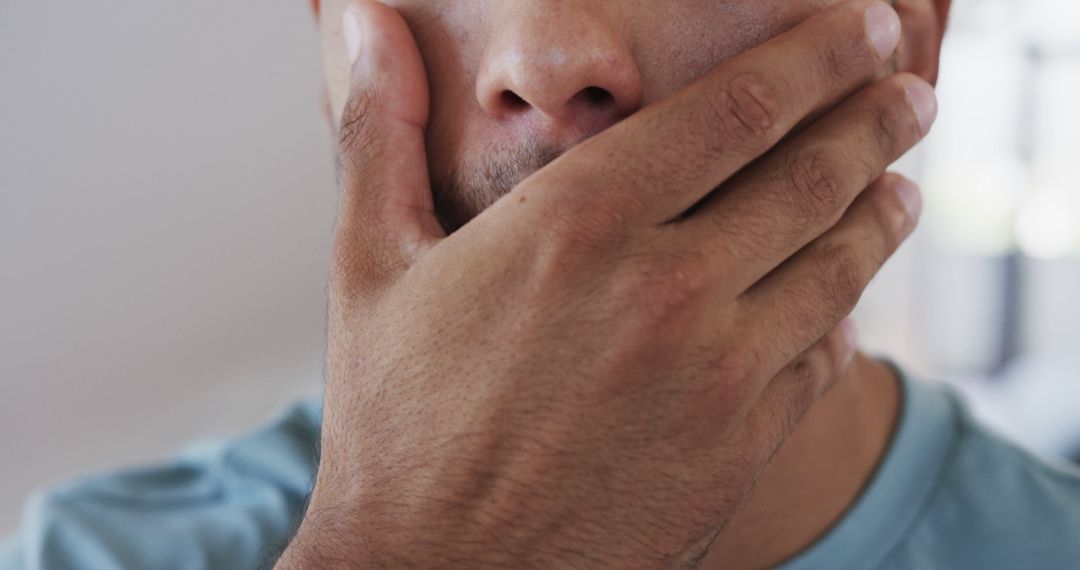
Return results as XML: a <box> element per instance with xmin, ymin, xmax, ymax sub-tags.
<box><xmin>278</xmin><ymin>0</ymin><xmax>934</xmax><ymax>567</ymax></box>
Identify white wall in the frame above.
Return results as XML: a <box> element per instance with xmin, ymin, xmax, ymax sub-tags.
<box><xmin>0</xmin><ymin>1</ymin><xmax>336</xmax><ymax>533</ymax></box>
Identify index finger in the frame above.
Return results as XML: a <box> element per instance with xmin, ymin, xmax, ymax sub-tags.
<box><xmin>517</xmin><ymin>0</ymin><xmax>901</xmax><ymax>233</ymax></box>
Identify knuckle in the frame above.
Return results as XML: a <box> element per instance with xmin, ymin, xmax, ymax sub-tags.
<box><xmin>870</xmin><ymin>105</ymin><xmax>903</xmax><ymax>159</ymax></box>
<box><xmin>614</xmin><ymin>248</ymin><xmax>712</xmax><ymax>328</ymax></box>
<box><xmin>712</xmin><ymin>350</ymin><xmax>758</xmax><ymax>386</ymax></box>
<box><xmin>785</xmin><ymin>148</ymin><xmax>847</xmax><ymax>221</ymax></box>
<box><xmin>635</xmin><ymin>252</ymin><xmax>710</xmax><ymax>309</ymax></box>
<box><xmin>538</xmin><ymin>210</ymin><xmax>623</xmax><ymax>267</ymax></box>
<box><xmin>788</xmin><ymin>358</ymin><xmax>822</xmax><ymax>416</ymax></box>
<box><xmin>814</xmin><ymin>241</ymin><xmax>866</xmax><ymax>317</ymax></box>
<box><xmin>816</xmin><ymin>39</ymin><xmax>864</xmax><ymax>87</ymax></box>
<box><xmin>869</xmin><ymin>84</ymin><xmax>921</xmax><ymax>159</ymax></box>
<box><xmin>530</xmin><ymin>232</ymin><xmax>597</xmax><ymax>290</ymax></box>
<box><xmin>532</xmin><ymin>185</ymin><xmax>636</xmax><ymax>263</ymax></box>
<box><xmin>338</xmin><ymin>87</ymin><xmax>383</xmax><ymax>158</ymax></box>
<box><xmin>706</xmin><ymin>71</ymin><xmax>785</xmax><ymax>149</ymax></box>
<box><xmin>700</xmin><ymin>350</ymin><xmax>762</xmax><ymax>410</ymax></box>
<box><xmin>757</xmin><ymin>372</ymin><xmax>816</xmax><ymax>447</ymax></box>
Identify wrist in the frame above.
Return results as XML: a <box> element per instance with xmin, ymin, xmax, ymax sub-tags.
<box><xmin>276</xmin><ymin>498</ymin><xmax>379</xmax><ymax>569</ymax></box>
<box><xmin>279</xmin><ymin>485</ymin><xmax>714</xmax><ymax>570</ymax></box>
<box><xmin>279</xmin><ymin>479</ymin><xmax>487</xmax><ymax>569</ymax></box>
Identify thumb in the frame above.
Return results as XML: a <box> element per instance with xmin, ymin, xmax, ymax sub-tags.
<box><xmin>333</xmin><ymin>0</ymin><xmax>444</xmax><ymax>292</ymax></box>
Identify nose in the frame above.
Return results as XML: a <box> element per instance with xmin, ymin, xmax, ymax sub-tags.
<box><xmin>476</xmin><ymin>3</ymin><xmax>644</xmax><ymax>134</ymax></box>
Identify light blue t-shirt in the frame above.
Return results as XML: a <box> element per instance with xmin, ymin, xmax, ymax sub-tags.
<box><xmin>3</xmin><ymin>370</ymin><xmax>1080</xmax><ymax>569</ymax></box>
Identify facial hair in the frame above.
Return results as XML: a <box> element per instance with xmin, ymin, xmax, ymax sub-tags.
<box><xmin>432</xmin><ymin>138</ymin><xmax>563</xmax><ymax>233</ymax></box>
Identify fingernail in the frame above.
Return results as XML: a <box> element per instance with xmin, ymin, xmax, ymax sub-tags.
<box><xmin>894</xmin><ymin>177</ymin><xmax>923</xmax><ymax>222</ymax></box>
<box><xmin>865</xmin><ymin>3</ymin><xmax>901</xmax><ymax>60</ymax></box>
<box><xmin>343</xmin><ymin>7</ymin><xmax>363</xmax><ymax>67</ymax></box>
<box><xmin>905</xmin><ymin>80</ymin><xmax>939</xmax><ymax>136</ymax></box>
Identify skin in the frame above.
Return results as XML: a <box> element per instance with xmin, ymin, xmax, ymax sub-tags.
<box><xmin>279</xmin><ymin>0</ymin><xmax>950</xmax><ymax>567</ymax></box>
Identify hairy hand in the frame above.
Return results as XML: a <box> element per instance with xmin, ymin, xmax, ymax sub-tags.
<box><xmin>278</xmin><ymin>0</ymin><xmax>934</xmax><ymax>567</ymax></box>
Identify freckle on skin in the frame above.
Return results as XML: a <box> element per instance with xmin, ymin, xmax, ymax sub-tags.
<box><xmin>519</xmin><ymin>196</ymin><xmax>527</xmax><ymax>204</ymax></box>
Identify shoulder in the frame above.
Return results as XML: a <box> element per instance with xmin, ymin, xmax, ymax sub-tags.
<box><xmin>0</xmin><ymin>400</ymin><xmax>321</xmax><ymax>570</ymax></box>
<box><xmin>884</xmin><ymin>382</ymin><xmax>1080</xmax><ymax>569</ymax></box>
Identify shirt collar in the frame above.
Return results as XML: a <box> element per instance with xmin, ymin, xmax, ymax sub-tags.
<box><xmin>777</xmin><ymin>365</ymin><xmax>959</xmax><ymax>570</ymax></box>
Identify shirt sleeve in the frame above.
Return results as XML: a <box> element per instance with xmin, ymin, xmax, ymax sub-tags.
<box><xmin>0</xmin><ymin>401</ymin><xmax>321</xmax><ymax>570</ymax></box>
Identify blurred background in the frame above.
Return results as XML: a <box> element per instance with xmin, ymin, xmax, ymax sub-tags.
<box><xmin>1</xmin><ymin>0</ymin><xmax>1077</xmax><ymax>536</ymax></box>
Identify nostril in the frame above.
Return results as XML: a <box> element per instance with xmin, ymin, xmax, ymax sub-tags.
<box><xmin>501</xmin><ymin>90</ymin><xmax>529</xmax><ymax>109</ymax></box>
<box><xmin>494</xmin><ymin>86</ymin><xmax>617</xmax><ymax>115</ymax></box>
<box><xmin>580</xmin><ymin>86</ymin><xmax>614</xmax><ymax>106</ymax></box>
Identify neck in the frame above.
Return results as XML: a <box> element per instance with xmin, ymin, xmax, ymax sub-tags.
<box><xmin>701</xmin><ymin>352</ymin><xmax>902</xmax><ymax>569</ymax></box>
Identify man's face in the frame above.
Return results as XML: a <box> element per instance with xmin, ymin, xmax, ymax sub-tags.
<box><xmin>316</xmin><ymin>0</ymin><xmax>933</xmax><ymax>231</ymax></box>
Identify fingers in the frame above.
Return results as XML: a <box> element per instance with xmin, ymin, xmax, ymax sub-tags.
<box><xmin>332</xmin><ymin>1</ymin><xmax>444</xmax><ymax>294</ymax></box>
<box><xmin>678</xmin><ymin>73</ymin><xmax>936</xmax><ymax>296</ymax></box>
<box><xmin>742</xmin><ymin>322</ymin><xmax>857</xmax><ymax>454</ymax></box>
<box><xmin>738</xmin><ymin>173</ymin><xmax>920</xmax><ymax>374</ymax></box>
<box><xmin>521</xmin><ymin>0</ymin><xmax>901</xmax><ymax>234</ymax></box>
